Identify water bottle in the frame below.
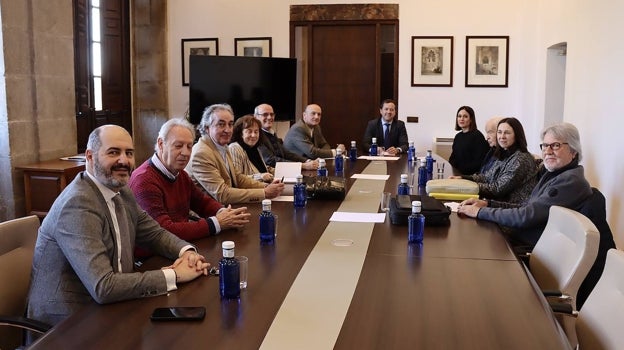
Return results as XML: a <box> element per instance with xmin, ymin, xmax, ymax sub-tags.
<box><xmin>418</xmin><ymin>159</ymin><xmax>428</xmax><ymax>187</ymax></box>
<box><xmin>219</xmin><ymin>241</ymin><xmax>240</xmax><ymax>299</ymax></box>
<box><xmin>334</xmin><ymin>148</ymin><xmax>344</xmax><ymax>172</ymax></box>
<box><xmin>407</xmin><ymin>141</ymin><xmax>416</xmax><ymax>162</ymax></box>
<box><xmin>349</xmin><ymin>140</ymin><xmax>358</xmax><ymax>161</ymax></box>
<box><xmin>293</xmin><ymin>174</ymin><xmax>307</xmax><ymax>208</ymax></box>
<box><xmin>259</xmin><ymin>199</ymin><xmax>276</xmax><ymax>243</ymax></box>
<box><xmin>426</xmin><ymin>150</ymin><xmax>434</xmax><ymax>175</ymax></box>
<box><xmin>317</xmin><ymin>158</ymin><xmax>328</xmax><ymax>177</ymax></box>
<box><xmin>397</xmin><ymin>173</ymin><xmax>410</xmax><ymax>195</ymax></box>
<box><xmin>369</xmin><ymin>137</ymin><xmax>378</xmax><ymax>156</ymax></box>
<box><xmin>408</xmin><ymin>201</ymin><xmax>425</xmax><ymax>244</ymax></box>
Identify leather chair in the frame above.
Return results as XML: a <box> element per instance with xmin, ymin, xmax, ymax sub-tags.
<box><xmin>0</xmin><ymin>215</ymin><xmax>51</xmax><ymax>349</ymax></box>
<box><xmin>553</xmin><ymin>248</ymin><xmax>624</xmax><ymax>349</ymax></box>
<box><xmin>527</xmin><ymin>205</ymin><xmax>600</xmax><ymax>311</ymax></box>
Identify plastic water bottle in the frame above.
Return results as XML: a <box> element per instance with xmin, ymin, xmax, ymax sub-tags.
<box><xmin>369</xmin><ymin>137</ymin><xmax>378</xmax><ymax>156</ymax></box>
<box><xmin>407</xmin><ymin>141</ymin><xmax>416</xmax><ymax>162</ymax></box>
<box><xmin>259</xmin><ymin>199</ymin><xmax>276</xmax><ymax>243</ymax></box>
<box><xmin>426</xmin><ymin>150</ymin><xmax>434</xmax><ymax>175</ymax></box>
<box><xmin>219</xmin><ymin>241</ymin><xmax>240</xmax><ymax>299</ymax></box>
<box><xmin>335</xmin><ymin>148</ymin><xmax>344</xmax><ymax>172</ymax></box>
<box><xmin>398</xmin><ymin>173</ymin><xmax>410</xmax><ymax>195</ymax></box>
<box><xmin>349</xmin><ymin>140</ymin><xmax>358</xmax><ymax>161</ymax></box>
<box><xmin>317</xmin><ymin>158</ymin><xmax>328</xmax><ymax>177</ymax></box>
<box><xmin>418</xmin><ymin>159</ymin><xmax>428</xmax><ymax>187</ymax></box>
<box><xmin>293</xmin><ymin>174</ymin><xmax>307</xmax><ymax>208</ymax></box>
<box><xmin>408</xmin><ymin>201</ymin><xmax>425</xmax><ymax>244</ymax></box>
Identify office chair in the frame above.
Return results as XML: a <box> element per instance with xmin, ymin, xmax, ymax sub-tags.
<box><xmin>527</xmin><ymin>205</ymin><xmax>600</xmax><ymax>311</ymax></box>
<box><xmin>0</xmin><ymin>215</ymin><xmax>51</xmax><ymax>349</ymax></box>
<box><xmin>552</xmin><ymin>248</ymin><xmax>624</xmax><ymax>350</ymax></box>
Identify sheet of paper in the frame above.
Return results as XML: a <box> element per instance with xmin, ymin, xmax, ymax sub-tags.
<box><xmin>444</xmin><ymin>202</ymin><xmax>460</xmax><ymax>212</ymax></box>
<box><xmin>329</xmin><ymin>212</ymin><xmax>386</xmax><ymax>223</ymax></box>
<box><xmin>357</xmin><ymin>155</ymin><xmax>400</xmax><ymax>161</ymax></box>
<box><xmin>274</xmin><ymin>162</ymin><xmax>302</xmax><ymax>183</ymax></box>
<box><xmin>272</xmin><ymin>195</ymin><xmax>294</xmax><ymax>202</ymax></box>
<box><xmin>350</xmin><ymin>174</ymin><xmax>390</xmax><ymax>180</ymax></box>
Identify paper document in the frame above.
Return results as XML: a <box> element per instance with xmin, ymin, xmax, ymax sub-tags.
<box><xmin>274</xmin><ymin>162</ymin><xmax>302</xmax><ymax>183</ymax></box>
<box><xmin>329</xmin><ymin>212</ymin><xmax>386</xmax><ymax>223</ymax></box>
<box><xmin>358</xmin><ymin>156</ymin><xmax>400</xmax><ymax>161</ymax></box>
<box><xmin>272</xmin><ymin>195</ymin><xmax>294</xmax><ymax>202</ymax></box>
<box><xmin>350</xmin><ymin>174</ymin><xmax>390</xmax><ymax>180</ymax></box>
<box><xmin>444</xmin><ymin>202</ymin><xmax>460</xmax><ymax>212</ymax></box>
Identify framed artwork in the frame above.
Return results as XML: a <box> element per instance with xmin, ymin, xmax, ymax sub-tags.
<box><xmin>411</xmin><ymin>36</ymin><xmax>454</xmax><ymax>87</ymax></box>
<box><xmin>465</xmin><ymin>36</ymin><xmax>509</xmax><ymax>87</ymax></box>
<box><xmin>181</xmin><ymin>38</ymin><xmax>219</xmax><ymax>86</ymax></box>
<box><xmin>234</xmin><ymin>37</ymin><xmax>272</xmax><ymax>57</ymax></box>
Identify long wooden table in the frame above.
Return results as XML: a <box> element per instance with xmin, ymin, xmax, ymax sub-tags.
<box><xmin>29</xmin><ymin>155</ymin><xmax>570</xmax><ymax>349</ymax></box>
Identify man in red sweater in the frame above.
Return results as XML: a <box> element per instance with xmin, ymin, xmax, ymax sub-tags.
<box><xmin>130</xmin><ymin>118</ymin><xmax>250</xmax><ymax>257</ymax></box>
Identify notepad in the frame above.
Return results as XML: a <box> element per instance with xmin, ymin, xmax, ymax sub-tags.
<box><xmin>274</xmin><ymin>162</ymin><xmax>302</xmax><ymax>183</ymax></box>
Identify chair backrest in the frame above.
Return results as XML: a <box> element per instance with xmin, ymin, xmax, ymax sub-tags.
<box><xmin>576</xmin><ymin>249</ymin><xmax>624</xmax><ymax>350</ymax></box>
<box><xmin>0</xmin><ymin>215</ymin><xmax>40</xmax><ymax>349</ymax></box>
<box><xmin>529</xmin><ymin>205</ymin><xmax>600</xmax><ymax>310</ymax></box>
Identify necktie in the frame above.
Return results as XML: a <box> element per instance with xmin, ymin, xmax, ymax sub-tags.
<box><xmin>112</xmin><ymin>194</ymin><xmax>134</xmax><ymax>273</ymax></box>
<box><xmin>384</xmin><ymin>123</ymin><xmax>391</xmax><ymax>149</ymax></box>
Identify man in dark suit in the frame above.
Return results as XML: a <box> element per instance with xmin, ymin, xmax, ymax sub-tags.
<box><xmin>27</xmin><ymin>125</ymin><xmax>209</xmax><ymax>327</ymax></box>
<box><xmin>254</xmin><ymin>103</ymin><xmax>318</xmax><ymax>170</ymax></box>
<box><xmin>362</xmin><ymin>99</ymin><xmax>409</xmax><ymax>156</ymax></box>
<box><xmin>283</xmin><ymin>103</ymin><xmax>346</xmax><ymax>159</ymax></box>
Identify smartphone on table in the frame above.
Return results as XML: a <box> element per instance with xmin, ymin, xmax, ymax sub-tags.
<box><xmin>150</xmin><ymin>306</ymin><xmax>206</xmax><ymax>321</ymax></box>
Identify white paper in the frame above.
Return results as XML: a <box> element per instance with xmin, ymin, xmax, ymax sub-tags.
<box><xmin>272</xmin><ymin>195</ymin><xmax>294</xmax><ymax>202</ymax></box>
<box><xmin>357</xmin><ymin>156</ymin><xmax>400</xmax><ymax>161</ymax></box>
<box><xmin>274</xmin><ymin>162</ymin><xmax>302</xmax><ymax>183</ymax></box>
<box><xmin>444</xmin><ymin>202</ymin><xmax>460</xmax><ymax>212</ymax></box>
<box><xmin>329</xmin><ymin>212</ymin><xmax>386</xmax><ymax>223</ymax></box>
<box><xmin>350</xmin><ymin>174</ymin><xmax>390</xmax><ymax>180</ymax></box>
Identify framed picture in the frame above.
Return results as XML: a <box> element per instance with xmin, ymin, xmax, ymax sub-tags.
<box><xmin>235</xmin><ymin>37</ymin><xmax>272</xmax><ymax>57</ymax></box>
<box><xmin>411</xmin><ymin>36</ymin><xmax>453</xmax><ymax>87</ymax></box>
<box><xmin>181</xmin><ymin>38</ymin><xmax>219</xmax><ymax>86</ymax></box>
<box><xmin>465</xmin><ymin>36</ymin><xmax>509</xmax><ymax>87</ymax></box>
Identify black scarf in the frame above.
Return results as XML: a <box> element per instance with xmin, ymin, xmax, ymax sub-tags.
<box><xmin>240</xmin><ymin>141</ymin><xmax>267</xmax><ymax>173</ymax></box>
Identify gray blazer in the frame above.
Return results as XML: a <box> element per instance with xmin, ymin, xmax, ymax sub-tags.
<box><xmin>27</xmin><ymin>172</ymin><xmax>190</xmax><ymax>326</ymax></box>
<box><xmin>283</xmin><ymin>120</ymin><xmax>334</xmax><ymax>159</ymax></box>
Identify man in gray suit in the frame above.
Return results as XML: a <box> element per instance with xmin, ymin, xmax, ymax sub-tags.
<box><xmin>27</xmin><ymin>125</ymin><xmax>209</xmax><ymax>327</ymax></box>
<box><xmin>283</xmin><ymin>103</ymin><xmax>346</xmax><ymax>159</ymax></box>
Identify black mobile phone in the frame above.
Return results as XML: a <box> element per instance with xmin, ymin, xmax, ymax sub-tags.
<box><xmin>150</xmin><ymin>306</ymin><xmax>206</xmax><ymax>321</ymax></box>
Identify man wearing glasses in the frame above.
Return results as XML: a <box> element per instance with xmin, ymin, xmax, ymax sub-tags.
<box><xmin>185</xmin><ymin>103</ymin><xmax>284</xmax><ymax>204</ymax></box>
<box><xmin>457</xmin><ymin>122</ymin><xmax>593</xmax><ymax>249</ymax></box>
<box><xmin>254</xmin><ymin>103</ymin><xmax>319</xmax><ymax>170</ymax></box>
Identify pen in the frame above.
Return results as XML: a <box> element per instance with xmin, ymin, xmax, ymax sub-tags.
<box><xmin>281</xmin><ymin>176</ymin><xmax>284</xmax><ymax>183</ymax></box>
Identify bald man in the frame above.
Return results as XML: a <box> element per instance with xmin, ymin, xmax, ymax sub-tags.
<box><xmin>283</xmin><ymin>104</ymin><xmax>345</xmax><ymax>159</ymax></box>
<box><xmin>28</xmin><ymin>125</ymin><xmax>209</xmax><ymax>327</ymax></box>
<box><xmin>481</xmin><ymin>116</ymin><xmax>504</xmax><ymax>173</ymax></box>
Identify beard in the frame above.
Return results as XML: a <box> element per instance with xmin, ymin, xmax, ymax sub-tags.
<box><xmin>92</xmin><ymin>154</ymin><xmax>133</xmax><ymax>190</ymax></box>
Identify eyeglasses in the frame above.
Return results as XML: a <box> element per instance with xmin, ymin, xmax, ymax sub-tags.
<box><xmin>539</xmin><ymin>142</ymin><xmax>568</xmax><ymax>150</ymax></box>
<box><xmin>256</xmin><ymin>112</ymin><xmax>275</xmax><ymax>118</ymax></box>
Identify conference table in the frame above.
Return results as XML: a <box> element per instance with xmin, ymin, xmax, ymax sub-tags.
<box><xmin>29</xmin><ymin>154</ymin><xmax>570</xmax><ymax>349</ymax></box>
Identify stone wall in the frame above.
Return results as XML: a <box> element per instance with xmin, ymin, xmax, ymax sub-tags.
<box><xmin>0</xmin><ymin>0</ymin><xmax>75</xmax><ymax>221</ymax></box>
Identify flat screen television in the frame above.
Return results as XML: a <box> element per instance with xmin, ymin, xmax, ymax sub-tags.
<box><xmin>189</xmin><ymin>55</ymin><xmax>297</xmax><ymax>124</ymax></box>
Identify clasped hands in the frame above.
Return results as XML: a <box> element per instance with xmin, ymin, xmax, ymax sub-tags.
<box><xmin>456</xmin><ymin>198</ymin><xmax>488</xmax><ymax>218</ymax></box>
<box><xmin>162</xmin><ymin>250</ymin><xmax>209</xmax><ymax>283</ymax></box>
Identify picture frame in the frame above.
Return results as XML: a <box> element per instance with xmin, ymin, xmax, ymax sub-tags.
<box><xmin>465</xmin><ymin>36</ymin><xmax>509</xmax><ymax>87</ymax></box>
<box><xmin>234</xmin><ymin>37</ymin><xmax>272</xmax><ymax>58</ymax></box>
<box><xmin>411</xmin><ymin>36</ymin><xmax>453</xmax><ymax>87</ymax></box>
<box><xmin>181</xmin><ymin>38</ymin><xmax>219</xmax><ymax>86</ymax></box>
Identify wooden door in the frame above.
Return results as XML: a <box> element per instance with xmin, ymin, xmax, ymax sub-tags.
<box><xmin>310</xmin><ymin>25</ymin><xmax>378</xmax><ymax>148</ymax></box>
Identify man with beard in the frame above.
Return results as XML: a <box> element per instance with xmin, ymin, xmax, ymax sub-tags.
<box><xmin>27</xmin><ymin>125</ymin><xmax>209</xmax><ymax>329</ymax></box>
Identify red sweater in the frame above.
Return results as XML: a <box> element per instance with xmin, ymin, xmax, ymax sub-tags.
<box><xmin>129</xmin><ymin>160</ymin><xmax>222</xmax><ymax>247</ymax></box>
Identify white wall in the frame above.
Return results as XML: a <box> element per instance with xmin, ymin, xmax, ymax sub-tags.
<box><xmin>167</xmin><ymin>0</ymin><xmax>623</xmax><ymax>247</ymax></box>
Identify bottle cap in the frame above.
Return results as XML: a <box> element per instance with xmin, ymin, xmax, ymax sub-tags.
<box><xmin>409</xmin><ymin>141</ymin><xmax>414</xmax><ymax>146</ymax></box>
<box><xmin>400</xmin><ymin>174</ymin><xmax>408</xmax><ymax>182</ymax></box>
<box><xmin>412</xmin><ymin>201</ymin><xmax>422</xmax><ymax>213</ymax></box>
<box><xmin>336</xmin><ymin>148</ymin><xmax>343</xmax><ymax>155</ymax></box>
<box><xmin>262</xmin><ymin>199</ymin><xmax>271</xmax><ymax>206</ymax></box>
<box><xmin>351</xmin><ymin>140</ymin><xmax>356</xmax><ymax>147</ymax></box>
<box><xmin>222</xmin><ymin>241</ymin><xmax>235</xmax><ymax>249</ymax></box>
<box><xmin>319</xmin><ymin>158</ymin><xmax>326</xmax><ymax>167</ymax></box>
<box><xmin>296</xmin><ymin>174</ymin><xmax>303</xmax><ymax>180</ymax></box>
<box><xmin>372</xmin><ymin>137</ymin><xmax>377</xmax><ymax>143</ymax></box>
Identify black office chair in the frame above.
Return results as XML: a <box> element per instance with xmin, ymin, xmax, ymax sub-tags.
<box><xmin>0</xmin><ymin>216</ymin><xmax>51</xmax><ymax>349</ymax></box>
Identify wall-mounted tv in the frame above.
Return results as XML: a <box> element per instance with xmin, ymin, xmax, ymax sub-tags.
<box><xmin>189</xmin><ymin>55</ymin><xmax>297</xmax><ymax>124</ymax></box>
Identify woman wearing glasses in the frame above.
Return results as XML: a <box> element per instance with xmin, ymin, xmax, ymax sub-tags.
<box><xmin>451</xmin><ymin>117</ymin><xmax>538</xmax><ymax>204</ymax></box>
<box><xmin>457</xmin><ymin>122</ymin><xmax>593</xmax><ymax>249</ymax></box>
